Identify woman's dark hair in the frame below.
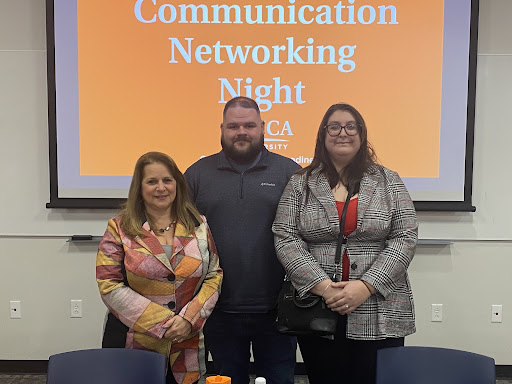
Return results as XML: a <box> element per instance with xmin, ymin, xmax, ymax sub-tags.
<box><xmin>300</xmin><ymin>103</ymin><xmax>378</xmax><ymax>191</ymax></box>
<box><xmin>120</xmin><ymin>152</ymin><xmax>201</xmax><ymax>237</ymax></box>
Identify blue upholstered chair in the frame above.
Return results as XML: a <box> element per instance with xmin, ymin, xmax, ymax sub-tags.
<box><xmin>46</xmin><ymin>348</ymin><xmax>167</xmax><ymax>384</ymax></box>
<box><xmin>376</xmin><ymin>346</ymin><xmax>495</xmax><ymax>384</ymax></box>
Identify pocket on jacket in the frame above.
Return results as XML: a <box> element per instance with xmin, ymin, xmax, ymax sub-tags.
<box><xmin>379</xmin><ymin>288</ymin><xmax>415</xmax><ymax>331</ymax></box>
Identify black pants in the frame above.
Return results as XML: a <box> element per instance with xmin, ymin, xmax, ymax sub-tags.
<box><xmin>204</xmin><ymin>309</ymin><xmax>296</xmax><ymax>384</ymax></box>
<box><xmin>298</xmin><ymin>316</ymin><xmax>404</xmax><ymax>384</ymax></box>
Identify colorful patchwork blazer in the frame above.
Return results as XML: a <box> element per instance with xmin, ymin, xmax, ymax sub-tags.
<box><xmin>96</xmin><ymin>215</ymin><xmax>222</xmax><ymax>384</ymax></box>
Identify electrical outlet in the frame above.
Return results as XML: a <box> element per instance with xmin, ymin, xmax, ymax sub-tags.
<box><xmin>431</xmin><ymin>304</ymin><xmax>443</xmax><ymax>322</ymax></box>
<box><xmin>10</xmin><ymin>301</ymin><xmax>21</xmax><ymax>319</ymax></box>
<box><xmin>70</xmin><ymin>300</ymin><xmax>82</xmax><ymax>318</ymax></box>
<box><xmin>491</xmin><ymin>305</ymin><xmax>502</xmax><ymax>323</ymax></box>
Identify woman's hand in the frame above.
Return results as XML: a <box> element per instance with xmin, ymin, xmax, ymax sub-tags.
<box><xmin>325</xmin><ymin>280</ymin><xmax>372</xmax><ymax>315</ymax></box>
<box><xmin>163</xmin><ymin>316</ymin><xmax>192</xmax><ymax>343</ymax></box>
<box><xmin>311</xmin><ymin>279</ymin><xmax>346</xmax><ymax>303</ymax></box>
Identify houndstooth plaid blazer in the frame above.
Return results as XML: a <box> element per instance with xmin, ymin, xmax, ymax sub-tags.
<box><xmin>272</xmin><ymin>164</ymin><xmax>418</xmax><ymax>340</ymax></box>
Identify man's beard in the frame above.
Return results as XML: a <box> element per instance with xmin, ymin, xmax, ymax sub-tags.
<box><xmin>221</xmin><ymin>134</ymin><xmax>264</xmax><ymax>164</ymax></box>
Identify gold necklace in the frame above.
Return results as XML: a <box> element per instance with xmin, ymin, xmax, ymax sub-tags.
<box><xmin>158</xmin><ymin>223</ymin><xmax>173</xmax><ymax>234</ymax></box>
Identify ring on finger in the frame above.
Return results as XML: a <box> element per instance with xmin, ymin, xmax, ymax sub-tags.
<box><xmin>344</xmin><ymin>304</ymin><xmax>349</xmax><ymax>309</ymax></box>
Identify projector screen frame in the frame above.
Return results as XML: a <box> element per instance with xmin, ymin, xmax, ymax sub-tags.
<box><xmin>45</xmin><ymin>0</ymin><xmax>479</xmax><ymax>212</ymax></box>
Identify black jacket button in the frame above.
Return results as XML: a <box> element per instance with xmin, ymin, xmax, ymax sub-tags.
<box><xmin>167</xmin><ymin>273</ymin><xmax>175</xmax><ymax>282</ymax></box>
<box><xmin>351</xmin><ymin>263</ymin><xmax>357</xmax><ymax>270</ymax></box>
<box><xmin>167</xmin><ymin>301</ymin><xmax>175</xmax><ymax>310</ymax></box>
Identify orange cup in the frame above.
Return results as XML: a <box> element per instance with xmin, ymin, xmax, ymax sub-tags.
<box><xmin>206</xmin><ymin>375</ymin><xmax>231</xmax><ymax>384</ymax></box>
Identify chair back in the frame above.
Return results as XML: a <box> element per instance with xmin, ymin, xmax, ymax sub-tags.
<box><xmin>46</xmin><ymin>348</ymin><xmax>167</xmax><ymax>384</ymax></box>
<box><xmin>376</xmin><ymin>346</ymin><xmax>495</xmax><ymax>384</ymax></box>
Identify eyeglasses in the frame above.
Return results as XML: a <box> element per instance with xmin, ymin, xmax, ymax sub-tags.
<box><xmin>325</xmin><ymin>123</ymin><xmax>360</xmax><ymax>137</ymax></box>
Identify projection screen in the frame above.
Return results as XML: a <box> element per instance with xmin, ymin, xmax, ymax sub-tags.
<box><xmin>46</xmin><ymin>0</ymin><xmax>479</xmax><ymax>211</ymax></box>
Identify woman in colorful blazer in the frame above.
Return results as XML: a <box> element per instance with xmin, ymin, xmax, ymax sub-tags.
<box><xmin>97</xmin><ymin>152</ymin><xmax>222</xmax><ymax>384</ymax></box>
<box><xmin>272</xmin><ymin>104</ymin><xmax>418</xmax><ymax>384</ymax></box>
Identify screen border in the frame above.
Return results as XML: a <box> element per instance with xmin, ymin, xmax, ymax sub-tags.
<box><xmin>45</xmin><ymin>0</ymin><xmax>479</xmax><ymax>212</ymax></box>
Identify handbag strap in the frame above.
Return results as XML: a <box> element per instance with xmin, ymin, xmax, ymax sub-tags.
<box><xmin>332</xmin><ymin>184</ymin><xmax>354</xmax><ymax>282</ymax></box>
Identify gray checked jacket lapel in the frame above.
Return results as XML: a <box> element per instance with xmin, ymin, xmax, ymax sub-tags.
<box><xmin>355</xmin><ymin>169</ymin><xmax>378</xmax><ymax>232</ymax></box>
<box><xmin>306</xmin><ymin>172</ymin><xmax>340</xmax><ymax>238</ymax></box>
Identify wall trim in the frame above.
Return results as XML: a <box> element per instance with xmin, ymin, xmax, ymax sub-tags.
<box><xmin>205</xmin><ymin>362</ymin><xmax>308</xmax><ymax>375</ymax></box>
<box><xmin>497</xmin><ymin>365</ymin><xmax>512</xmax><ymax>378</ymax></box>
<box><xmin>0</xmin><ymin>361</ymin><xmax>48</xmax><ymax>374</ymax></box>
<box><xmin>0</xmin><ymin>360</ymin><xmax>306</xmax><ymax>375</ymax></box>
<box><xmin>1</xmin><ymin>360</ymin><xmax>510</xmax><ymax>378</ymax></box>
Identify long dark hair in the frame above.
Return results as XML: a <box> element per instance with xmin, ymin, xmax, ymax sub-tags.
<box><xmin>300</xmin><ymin>103</ymin><xmax>378</xmax><ymax>192</ymax></box>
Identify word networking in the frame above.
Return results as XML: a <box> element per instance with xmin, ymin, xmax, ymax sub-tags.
<box><xmin>168</xmin><ymin>37</ymin><xmax>357</xmax><ymax>73</ymax></box>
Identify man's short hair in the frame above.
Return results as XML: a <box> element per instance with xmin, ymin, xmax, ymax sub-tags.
<box><xmin>223</xmin><ymin>97</ymin><xmax>260</xmax><ymax>117</ymax></box>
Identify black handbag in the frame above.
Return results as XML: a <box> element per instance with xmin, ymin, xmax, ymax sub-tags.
<box><xmin>276</xmin><ymin>185</ymin><xmax>354</xmax><ymax>336</ymax></box>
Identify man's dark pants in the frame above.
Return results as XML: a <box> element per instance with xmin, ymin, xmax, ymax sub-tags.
<box><xmin>204</xmin><ymin>309</ymin><xmax>296</xmax><ymax>384</ymax></box>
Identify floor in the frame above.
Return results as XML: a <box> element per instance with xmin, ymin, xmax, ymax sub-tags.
<box><xmin>0</xmin><ymin>375</ymin><xmax>511</xmax><ymax>383</ymax></box>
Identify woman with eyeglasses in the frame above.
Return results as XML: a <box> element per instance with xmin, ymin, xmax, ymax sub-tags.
<box><xmin>272</xmin><ymin>103</ymin><xmax>418</xmax><ymax>384</ymax></box>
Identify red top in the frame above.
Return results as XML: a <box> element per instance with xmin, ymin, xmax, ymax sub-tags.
<box><xmin>335</xmin><ymin>197</ymin><xmax>358</xmax><ymax>281</ymax></box>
